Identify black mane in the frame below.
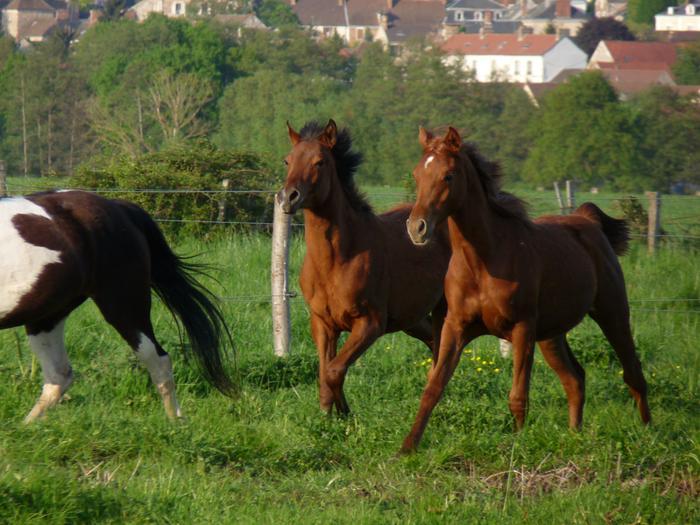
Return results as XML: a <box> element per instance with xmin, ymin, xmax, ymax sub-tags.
<box><xmin>460</xmin><ymin>143</ymin><xmax>530</xmax><ymax>222</ymax></box>
<box><xmin>299</xmin><ymin>121</ymin><xmax>372</xmax><ymax>213</ymax></box>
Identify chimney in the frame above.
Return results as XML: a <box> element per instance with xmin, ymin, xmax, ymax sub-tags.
<box><xmin>55</xmin><ymin>8</ymin><xmax>69</xmax><ymax>20</ymax></box>
<box><xmin>377</xmin><ymin>11</ymin><xmax>389</xmax><ymax>30</ymax></box>
<box><xmin>517</xmin><ymin>25</ymin><xmax>524</xmax><ymax>41</ymax></box>
<box><xmin>337</xmin><ymin>0</ymin><xmax>343</xmax><ymax>6</ymax></box>
<box><xmin>520</xmin><ymin>0</ymin><xmax>528</xmax><ymax>16</ymax></box>
<box><xmin>289</xmin><ymin>0</ymin><xmax>296</xmax><ymax>5</ymax></box>
<box><xmin>386</xmin><ymin>0</ymin><xmax>395</xmax><ymax>8</ymax></box>
<box><xmin>479</xmin><ymin>26</ymin><xmax>485</xmax><ymax>39</ymax></box>
<box><xmin>483</xmin><ymin>10</ymin><xmax>493</xmax><ymax>32</ymax></box>
<box><xmin>555</xmin><ymin>0</ymin><xmax>570</xmax><ymax>18</ymax></box>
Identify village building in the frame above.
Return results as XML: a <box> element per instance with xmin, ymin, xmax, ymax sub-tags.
<box><xmin>442</xmin><ymin>31</ymin><xmax>586</xmax><ymax>82</ymax></box>
<box><xmin>588</xmin><ymin>40</ymin><xmax>678</xmax><ymax>73</ymax></box>
<box><xmin>655</xmin><ymin>0</ymin><xmax>700</xmax><ymax>32</ymax></box>
<box><xmin>1</xmin><ymin>0</ymin><xmax>78</xmax><ymax>45</ymax></box>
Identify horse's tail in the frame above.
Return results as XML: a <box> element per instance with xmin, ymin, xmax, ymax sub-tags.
<box><xmin>574</xmin><ymin>202</ymin><xmax>630</xmax><ymax>256</ymax></box>
<box><xmin>120</xmin><ymin>202</ymin><xmax>235</xmax><ymax>396</ymax></box>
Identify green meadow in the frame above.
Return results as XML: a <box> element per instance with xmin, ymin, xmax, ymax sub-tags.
<box><xmin>0</xmin><ymin>186</ymin><xmax>698</xmax><ymax>523</ymax></box>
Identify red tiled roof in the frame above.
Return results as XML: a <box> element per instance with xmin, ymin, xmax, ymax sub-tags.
<box><xmin>442</xmin><ymin>33</ymin><xmax>559</xmax><ymax>56</ymax></box>
<box><xmin>4</xmin><ymin>0</ymin><xmax>53</xmax><ymax>10</ymax></box>
<box><xmin>601</xmin><ymin>41</ymin><xmax>677</xmax><ymax>67</ymax></box>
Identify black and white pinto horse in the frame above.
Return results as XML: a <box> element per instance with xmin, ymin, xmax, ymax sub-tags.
<box><xmin>0</xmin><ymin>191</ymin><xmax>233</xmax><ymax>422</ymax></box>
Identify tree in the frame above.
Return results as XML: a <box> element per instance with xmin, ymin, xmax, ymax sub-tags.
<box><xmin>574</xmin><ymin>17</ymin><xmax>635</xmax><ymax>57</ymax></box>
<box><xmin>627</xmin><ymin>0</ymin><xmax>675</xmax><ymax>26</ymax></box>
<box><xmin>254</xmin><ymin>0</ymin><xmax>298</xmax><ymax>28</ymax></box>
<box><xmin>672</xmin><ymin>40</ymin><xmax>700</xmax><ymax>85</ymax></box>
<box><xmin>522</xmin><ymin>72</ymin><xmax>643</xmax><ymax>190</ymax></box>
<box><xmin>630</xmin><ymin>86</ymin><xmax>700</xmax><ymax>189</ymax></box>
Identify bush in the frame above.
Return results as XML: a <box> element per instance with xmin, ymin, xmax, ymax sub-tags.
<box><xmin>72</xmin><ymin>141</ymin><xmax>280</xmax><ymax>236</ymax></box>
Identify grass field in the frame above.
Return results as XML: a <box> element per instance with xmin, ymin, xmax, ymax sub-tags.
<box><xmin>1</xmin><ymin>179</ymin><xmax>699</xmax><ymax>523</ymax></box>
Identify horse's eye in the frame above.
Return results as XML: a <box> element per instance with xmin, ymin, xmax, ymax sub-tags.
<box><xmin>444</xmin><ymin>173</ymin><xmax>454</xmax><ymax>182</ymax></box>
<box><xmin>283</xmin><ymin>159</ymin><xmax>289</xmax><ymax>166</ymax></box>
<box><xmin>315</xmin><ymin>159</ymin><xmax>325</xmax><ymax>167</ymax></box>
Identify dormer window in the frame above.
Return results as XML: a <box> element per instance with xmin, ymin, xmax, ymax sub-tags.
<box><xmin>455</xmin><ymin>10</ymin><xmax>464</xmax><ymax>21</ymax></box>
<box><xmin>667</xmin><ymin>6</ymin><xmax>675</xmax><ymax>14</ymax></box>
<box><xmin>474</xmin><ymin>10</ymin><xmax>482</xmax><ymax>20</ymax></box>
<box><xmin>686</xmin><ymin>4</ymin><xmax>696</xmax><ymax>15</ymax></box>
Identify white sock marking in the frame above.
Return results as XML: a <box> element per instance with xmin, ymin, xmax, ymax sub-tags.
<box><xmin>25</xmin><ymin>319</ymin><xmax>73</xmax><ymax>422</ymax></box>
<box><xmin>136</xmin><ymin>333</ymin><xmax>182</xmax><ymax>418</ymax></box>
<box><xmin>0</xmin><ymin>198</ymin><xmax>62</xmax><ymax>320</ymax></box>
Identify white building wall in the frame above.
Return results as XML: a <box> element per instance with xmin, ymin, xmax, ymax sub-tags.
<box><xmin>655</xmin><ymin>14</ymin><xmax>700</xmax><ymax>31</ymax></box>
<box><xmin>459</xmin><ymin>54</ymin><xmax>545</xmax><ymax>83</ymax></box>
<box><xmin>542</xmin><ymin>38</ymin><xmax>587</xmax><ymax>81</ymax></box>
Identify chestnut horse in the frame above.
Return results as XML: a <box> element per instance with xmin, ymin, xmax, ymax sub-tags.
<box><xmin>402</xmin><ymin>127</ymin><xmax>651</xmax><ymax>452</ymax></box>
<box><xmin>0</xmin><ymin>191</ymin><xmax>233</xmax><ymax>422</ymax></box>
<box><xmin>278</xmin><ymin>120</ymin><xmax>451</xmax><ymax>415</ymax></box>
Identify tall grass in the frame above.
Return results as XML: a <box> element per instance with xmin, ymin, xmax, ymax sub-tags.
<box><xmin>0</xmin><ymin>229</ymin><xmax>697</xmax><ymax>523</ymax></box>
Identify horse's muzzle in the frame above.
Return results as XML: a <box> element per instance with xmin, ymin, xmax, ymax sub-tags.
<box><xmin>406</xmin><ymin>216</ymin><xmax>432</xmax><ymax>246</ymax></box>
<box><xmin>277</xmin><ymin>187</ymin><xmax>303</xmax><ymax>214</ymax></box>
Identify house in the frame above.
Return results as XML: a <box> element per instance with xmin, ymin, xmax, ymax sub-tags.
<box><xmin>442</xmin><ymin>31</ymin><xmax>587</xmax><ymax>82</ymax></box>
<box><xmin>519</xmin><ymin>0</ymin><xmax>590</xmax><ymax>36</ymax></box>
<box><xmin>1</xmin><ymin>0</ymin><xmax>77</xmax><ymax>45</ymax></box>
<box><xmin>655</xmin><ymin>0</ymin><xmax>700</xmax><ymax>32</ymax></box>
<box><xmin>284</xmin><ymin>0</ymin><xmax>445</xmax><ymax>53</ymax></box>
<box><xmin>128</xmin><ymin>0</ymin><xmax>190</xmax><ymax>21</ymax></box>
<box><xmin>588</xmin><ymin>40</ymin><xmax>678</xmax><ymax>73</ymax></box>
<box><xmin>443</xmin><ymin>0</ymin><xmax>520</xmax><ymax>35</ymax></box>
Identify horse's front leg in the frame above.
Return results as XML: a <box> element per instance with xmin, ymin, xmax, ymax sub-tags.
<box><xmin>310</xmin><ymin>314</ymin><xmax>339</xmax><ymax>414</ymax></box>
<box><xmin>400</xmin><ymin>317</ymin><xmax>481</xmax><ymax>454</ymax></box>
<box><xmin>508</xmin><ymin>321</ymin><xmax>537</xmax><ymax>430</ymax></box>
<box><xmin>324</xmin><ymin>316</ymin><xmax>382</xmax><ymax>415</ymax></box>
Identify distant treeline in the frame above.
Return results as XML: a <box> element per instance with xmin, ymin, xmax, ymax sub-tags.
<box><xmin>1</xmin><ymin>16</ymin><xmax>699</xmax><ymax>191</ymax></box>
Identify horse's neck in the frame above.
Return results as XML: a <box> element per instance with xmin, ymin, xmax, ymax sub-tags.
<box><xmin>449</xmin><ymin>187</ymin><xmax>498</xmax><ymax>268</ymax></box>
<box><xmin>302</xmin><ymin>187</ymin><xmax>361</xmax><ymax>263</ymax></box>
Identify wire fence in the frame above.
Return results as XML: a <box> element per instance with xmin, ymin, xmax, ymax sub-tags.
<box><xmin>3</xmin><ymin>182</ymin><xmax>699</xmax><ymax>316</ymax></box>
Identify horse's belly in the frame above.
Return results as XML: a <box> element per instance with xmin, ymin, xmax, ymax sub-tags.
<box><xmin>0</xmin><ymin>199</ymin><xmax>62</xmax><ymax>321</ymax></box>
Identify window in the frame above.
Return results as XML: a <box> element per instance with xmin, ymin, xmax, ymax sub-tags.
<box><xmin>173</xmin><ymin>2</ymin><xmax>182</xmax><ymax>14</ymax></box>
<box><xmin>514</xmin><ymin>61</ymin><xmax>520</xmax><ymax>75</ymax></box>
<box><xmin>474</xmin><ymin>11</ymin><xmax>482</xmax><ymax>21</ymax></box>
<box><xmin>526</xmin><ymin>60</ymin><xmax>532</xmax><ymax>75</ymax></box>
<box><xmin>455</xmin><ymin>10</ymin><xmax>464</xmax><ymax>21</ymax></box>
<box><xmin>686</xmin><ymin>4</ymin><xmax>696</xmax><ymax>15</ymax></box>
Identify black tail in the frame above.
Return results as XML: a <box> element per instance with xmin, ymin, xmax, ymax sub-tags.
<box><xmin>574</xmin><ymin>202</ymin><xmax>630</xmax><ymax>256</ymax></box>
<box><xmin>120</xmin><ymin>202</ymin><xmax>235</xmax><ymax>395</ymax></box>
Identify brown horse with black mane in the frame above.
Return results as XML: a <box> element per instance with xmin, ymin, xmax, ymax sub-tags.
<box><xmin>278</xmin><ymin>120</ymin><xmax>451</xmax><ymax>415</ymax></box>
<box><xmin>402</xmin><ymin>127</ymin><xmax>651</xmax><ymax>453</ymax></box>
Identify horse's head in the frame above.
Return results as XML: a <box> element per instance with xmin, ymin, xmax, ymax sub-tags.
<box><xmin>407</xmin><ymin>126</ymin><xmax>468</xmax><ymax>245</ymax></box>
<box><xmin>278</xmin><ymin>119</ymin><xmax>338</xmax><ymax>214</ymax></box>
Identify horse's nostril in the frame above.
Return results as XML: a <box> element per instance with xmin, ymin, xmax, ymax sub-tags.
<box><xmin>289</xmin><ymin>190</ymin><xmax>300</xmax><ymax>203</ymax></box>
<box><xmin>417</xmin><ymin>219</ymin><xmax>427</xmax><ymax>235</ymax></box>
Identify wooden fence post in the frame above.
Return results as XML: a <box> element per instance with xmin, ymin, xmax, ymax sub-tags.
<box><xmin>271</xmin><ymin>195</ymin><xmax>292</xmax><ymax>357</ymax></box>
<box><xmin>565</xmin><ymin>180</ymin><xmax>575</xmax><ymax>214</ymax></box>
<box><xmin>0</xmin><ymin>160</ymin><xmax>7</xmax><ymax>197</ymax></box>
<box><xmin>217</xmin><ymin>179</ymin><xmax>230</xmax><ymax>222</ymax></box>
<box><xmin>553</xmin><ymin>181</ymin><xmax>564</xmax><ymax>214</ymax></box>
<box><xmin>646</xmin><ymin>191</ymin><xmax>661</xmax><ymax>255</ymax></box>
<box><xmin>499</xmin><ymin>339</ymin><xmax>512</xmax><ymax>358</ymax></box>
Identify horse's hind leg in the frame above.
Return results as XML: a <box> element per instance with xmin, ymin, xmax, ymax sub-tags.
<box><xmin>93</xmin><ymin>290</ymin><xmax>181</xmax><ymax>420</ymax></box>
<box><xmin>590</xmin><ymin>308</ymin><xmax>651</xmax><ymax>424</ymax></box>
<box><xmin>24</xmin><ymin>319</ymin><xmax>73</xmax><ymax>423</ymax></box>
<box><xmin>538</xmin><ymin>335</ymin><xmax>585</xmax><ymax>429</ymax></box>
<box><xmin>404</xmin><ymin>317</ymin><xmax>438</xmax><ymax>360</ymax></box>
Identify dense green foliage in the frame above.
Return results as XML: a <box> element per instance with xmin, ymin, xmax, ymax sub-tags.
<box><xmin>627</xmin><ymin>0</ymin><xmax>676</xmax><ymax>25</ymax></box>
<box><xmin>1</xmin><ymin>17</ymin><xmax>700</xmax><ymax>191</ymax></box>
<box><xmin>673</xmin><ymin>40</ymin><xmax>700</xmax><ymax>85</ymax></box>
<box><xmin>72</xmin><ymin>141</ymin><xmax>278</xmax><ymax>235</ymax></box>
<box><xmin>0</xmin><ymin>225</ymin><xmax>697</xmax><ymax>522</ymax></box>
<box><xmin>574</xmin><ymin>17</ymin><xmax>635</xmax><ymax>57</ymax></box>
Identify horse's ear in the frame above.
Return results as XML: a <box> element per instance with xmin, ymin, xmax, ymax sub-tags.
<box><xmin>418</xmin><ymin>126</ymin><xmax>433</xmax><ymax>150</ymax></box>
<box><xmin>287</xmin><ymin>121</ymin><xmax>301</xmax><ymax>145</ymax></box>
<box><xmin>444</xmin><ymin>126</ymin><xmax>462</xmax><ymax>152</ymax></box>
<box><xmin>321</xmin><ymin>119</ymin><xmax>337</xmax><ymax>148</ymax></box>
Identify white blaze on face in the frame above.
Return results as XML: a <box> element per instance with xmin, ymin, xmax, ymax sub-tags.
<box><xmin>0</xmin><ymin>198</ymin><xmax>62</xmax><ymax>320</ymax></box>
<box><xmin>424</xmin><ymin>155</ymin><xmax>435</xmax><ymax>169</ymax></box>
